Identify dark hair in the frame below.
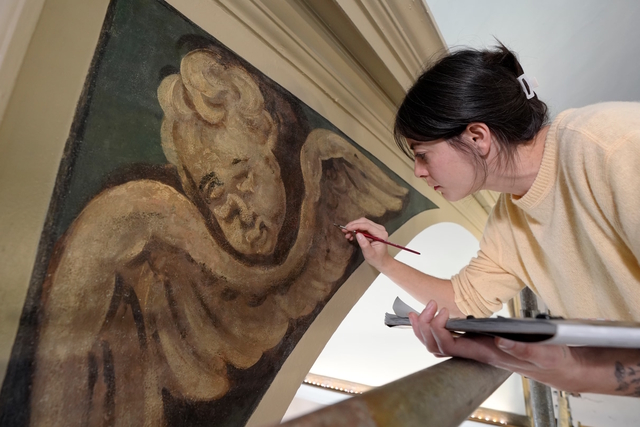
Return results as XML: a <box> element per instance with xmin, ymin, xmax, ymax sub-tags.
<box><xmin>394</xmin><ymin>43</ymin><xmax>548</xmax><ymax>184</ymax></box>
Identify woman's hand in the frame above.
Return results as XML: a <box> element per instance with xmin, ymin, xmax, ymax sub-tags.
<box><xmin>343</xmin><ymin>217</ymin><xmax>393</xmax><ymax>271</ymax></box>
<box><xmin>409</xmin><ymin>301</ymin><xmax>640</xmax><ymax>396</ymax></box>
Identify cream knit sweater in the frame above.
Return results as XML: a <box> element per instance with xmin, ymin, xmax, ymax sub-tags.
<box><xmin>451</xmin><ymin>102</ymin><xmax>640</xmax><ymax>321</ymax></box>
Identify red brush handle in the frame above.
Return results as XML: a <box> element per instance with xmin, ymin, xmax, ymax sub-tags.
<box><xmin>357</xmin><ymin>231</ymin><xmax>421</xmax><ymax>255</ymax></box>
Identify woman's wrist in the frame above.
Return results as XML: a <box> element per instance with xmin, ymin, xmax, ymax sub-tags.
<box><xmin>371</xmin><ymin>252</ymin><xmax>395</xmax><ymax>273</ymax></box>
<box><xmin>565</xmin><ymin>347</ymin><xmax>640</xmax><ymax>396</ymax></box>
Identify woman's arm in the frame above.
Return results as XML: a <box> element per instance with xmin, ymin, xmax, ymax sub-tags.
<box><xmin>343</xmin><ymin>217</ymin><xmax>464</xmax><ymax>318</ymax></box>
<box><xmin>411</xmin><ymin>301</ymin><xmax>640</xmax><ymax>396</ymax></box>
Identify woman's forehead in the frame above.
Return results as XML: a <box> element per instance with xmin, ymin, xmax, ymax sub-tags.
<box><xmin>407</xmin><ymin>138</ymin><xmax>441</xmax><ymax>149</ymax></box>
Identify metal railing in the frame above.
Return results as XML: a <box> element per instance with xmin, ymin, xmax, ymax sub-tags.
<box><xmin>516</xmin><ymin>288</ymin><xmax>556</xmax><ymax>427</ymax></box>
<box><xmin>277</xmin><ymin>358</ymin><xmax>511</xmax><ymax>427</ymax></box>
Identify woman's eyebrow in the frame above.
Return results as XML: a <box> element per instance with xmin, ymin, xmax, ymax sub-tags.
<box><xmin>410</xmin><ymin>139</ymin><xmax>437</xmax><ymax>149</ymax></box>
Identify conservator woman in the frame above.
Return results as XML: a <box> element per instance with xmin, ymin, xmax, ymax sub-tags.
<box><xmin>344</xmin><ymin>44</ymin><xmax>640</xmax><ymax>396</ymax></box>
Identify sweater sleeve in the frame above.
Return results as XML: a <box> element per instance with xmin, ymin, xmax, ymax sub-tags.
<box><xmin>451</xmin><ymin>201</ymin><xmax>526</xmax><ymax>318</ymax></box>
<box><xmin>606</xmin><ymin>131</ymin><xmax>640</xmax><ymax>263</ymax></box>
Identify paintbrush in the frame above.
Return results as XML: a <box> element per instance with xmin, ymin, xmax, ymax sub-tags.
<box><xmin>333</xmin><ymin>223</ymin><xmax>421</xmax><ymax>255</ymax></box>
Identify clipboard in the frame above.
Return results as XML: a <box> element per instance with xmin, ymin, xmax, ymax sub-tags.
<box><xmin>385</xmin><ymin>297</ymin><xmax>640</xmax><ymax>348</ymax></box>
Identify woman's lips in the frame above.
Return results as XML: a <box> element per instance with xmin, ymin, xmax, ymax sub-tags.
<box><xmin>434</xmin><ymin>185</ymin><xmax>441</xmax><ymax>191</ymax></box>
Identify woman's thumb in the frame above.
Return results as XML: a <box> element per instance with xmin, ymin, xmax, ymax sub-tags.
<box><xmin>356</xmin><ymin>232</ymin><xmax>367</xmax><ymax>245</ymax></box>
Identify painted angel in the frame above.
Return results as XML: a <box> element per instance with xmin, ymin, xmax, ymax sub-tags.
<box><xmin>30</xmin><ymin>48</ymin><xmax>409</xmax><ymax>426</ymax></box>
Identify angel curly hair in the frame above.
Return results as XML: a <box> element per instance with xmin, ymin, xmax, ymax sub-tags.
<box><xmin>394</xmin><ymin>42</ymin><xmax>549</xmax><ymax>186</ymax></box>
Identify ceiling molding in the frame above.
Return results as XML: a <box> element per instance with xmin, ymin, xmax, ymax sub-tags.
<box><xmin>214</xmin><ymin>0</ymin><xmax>399</xmax><ymax>152</ymax></box>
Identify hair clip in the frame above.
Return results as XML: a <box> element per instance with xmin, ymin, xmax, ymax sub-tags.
<box><xmin>517</xmin><ymin>73</ymin><xmax>539</xmax><ymax>99</ymax></box>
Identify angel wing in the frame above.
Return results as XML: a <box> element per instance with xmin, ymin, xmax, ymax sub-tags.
<box><xmin>273</xmin><ymin>128</ymin><xmax>410</xmax><ymax>319</ymax></box>
<box><xmin>310</xmin><ymin>128</ymin><xmax>408</xmax><ymax>221</ymax></box>
<box><xmin>30</xmin><ymin>180</ymin><xmax>292</xmax><ymax>427</ymax></box>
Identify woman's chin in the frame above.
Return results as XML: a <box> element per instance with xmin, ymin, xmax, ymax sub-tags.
<box><xmin>436</xmin><ymin>188</ymin><xmax>473</xmax><ymax>203</ymax></box>
<box><xmin>440</xmin><ymin>191</ymin><xmax>464</xmax><ymax>202</ymax></box>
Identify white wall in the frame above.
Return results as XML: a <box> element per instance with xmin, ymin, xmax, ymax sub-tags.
<box><xmin>425</xmin><ymin>0</ymin><xmax>640</xmax><ymax>116</ymax></box>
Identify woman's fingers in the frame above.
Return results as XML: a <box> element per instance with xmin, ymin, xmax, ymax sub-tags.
<box><xmin>342</xmin><ymin>218</ymin><xmax>391</xmax><ymax>269</ymax></box>
<box><xmin>408</xmin><ymin>312</ymin><xmax>423</xmax><ymax>341</ymax></box>
<box><xmin>409</xmin><ymin>301</ymin><xmax>447</xmax><ymax>357</ymax></box>
<box><xmin>411</xmin><ymin>302</ymin><xmax>528</xmax><ymax>366</ymax></box>
<box><xmin>429</xmin><ymin>307</ymin><xmax>455</xmax><ymax>356</ymax></box>
<box><xmin>355</xmin><ymin>232</ymin><xmax>376</xmax><ymax>257</ymax></box>
<box><xmin>425</xmin><ymin>307</ymin><xmax>501</xmax><ymax>364</ymax></box>
<box><xmin>344</xmin><ymin>217</ymin><xmax>388</xmax><ymax>240</ymax></box>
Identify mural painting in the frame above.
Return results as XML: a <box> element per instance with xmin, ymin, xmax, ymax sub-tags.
<box><xmin>0</xmin><ymin>0</ymin><xmax>436</xmax><ymax>426</ymax></box>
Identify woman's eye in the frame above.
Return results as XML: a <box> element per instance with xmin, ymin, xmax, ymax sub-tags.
<box><xmin>415</xmin><ymin>153</ymin><xmax>427</xmax><ymax>161</ymax></box>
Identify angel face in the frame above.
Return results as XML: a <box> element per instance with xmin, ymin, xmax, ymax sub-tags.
<box><xmin>177</xmin><ymin>122</ymin><xmax>286</xmax><ymax>256</ymax></box>
<box><xmin>157</xmin><ymin>48</ymin><xmax>292</xmax><ymax>256</ymax></box>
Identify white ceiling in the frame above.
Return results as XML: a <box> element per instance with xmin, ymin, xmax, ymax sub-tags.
<box><xmin>283</xmin><ymin>2</ymin><xmax>640</xmax><ymax>426</ymax></box>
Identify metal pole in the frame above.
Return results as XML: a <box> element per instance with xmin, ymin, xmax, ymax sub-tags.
<box><xmin>556</xmin><ymin>391</ymin><xmax>573</xmax><ymax>427</ymax></box>
<box><xmin>518</xmin><ymin>288</ymin><xmax>556</xmax><ymax>427</ymax></box>
<box><xmin>277</xmin><ymin>358</ymin><xmax>511</xmax><ymax>427</ymax></box>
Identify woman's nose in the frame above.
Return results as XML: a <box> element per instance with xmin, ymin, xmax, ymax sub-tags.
<box><xmin>414</xmin><ymin>161</ymin><xmax>428</xmax><ymax>178</ymax></box>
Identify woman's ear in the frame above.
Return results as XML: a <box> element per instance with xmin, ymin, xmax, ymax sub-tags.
<box><xmin>462</xmin><ymin>123</ymin><xmax>492</xmax><ymax>157</ymax></box>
